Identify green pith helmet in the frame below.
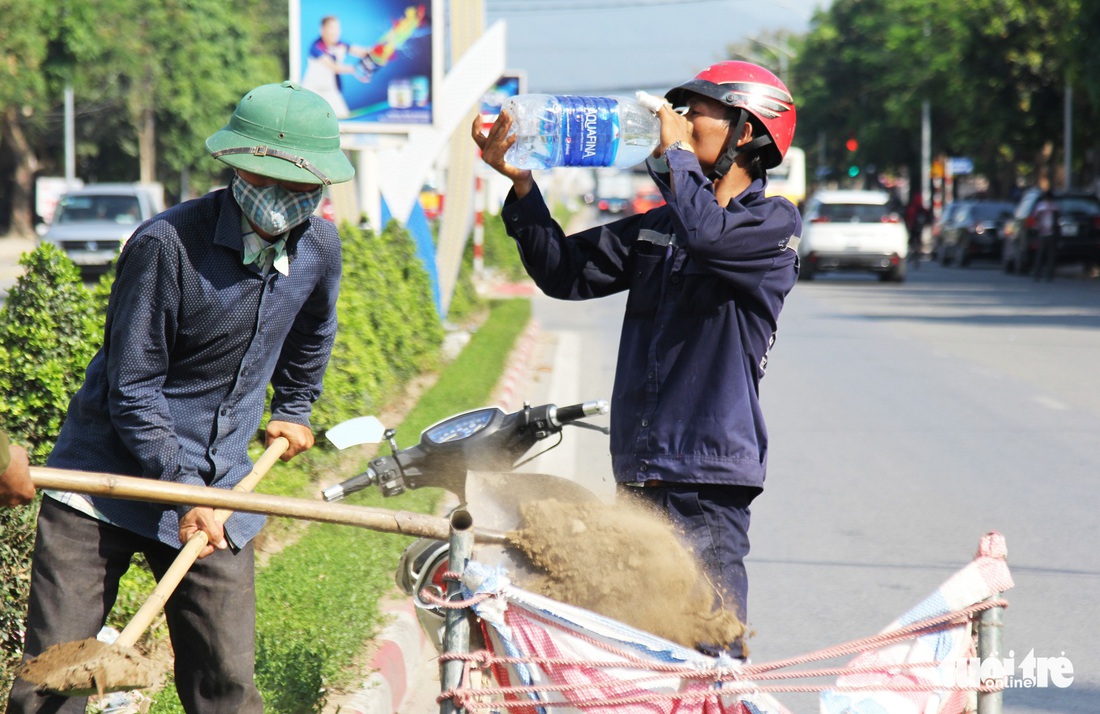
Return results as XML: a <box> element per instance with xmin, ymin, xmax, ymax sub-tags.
<box><xmin>206</xmin><ymin>81</ymin><xmax>355</xmax><ymax>186</ymax></box>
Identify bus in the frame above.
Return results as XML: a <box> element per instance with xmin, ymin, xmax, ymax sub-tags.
<box><xmin>766</xmin><ymin>145</ymin><xmax>806</xmax><ymax>209</ymax></box>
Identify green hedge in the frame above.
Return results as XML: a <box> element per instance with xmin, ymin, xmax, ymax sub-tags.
<box><xmin>476</xmin><ymin>212</ymin><xmax>529</xmax><ymax>282</ymax></box>
<box><xmin>0</xmin><ymin>245</ymin><xmax>101</xmax><ymax>462</ymax></box>
<box><xmin>0</xmin><ymin>246</ymin><xmax>104</xmax><ymax>697</ymax></box>
<box><xmin>310</xmin><ymin>221</ymin><xmax>444</xmax><ymax>433</ymax></box>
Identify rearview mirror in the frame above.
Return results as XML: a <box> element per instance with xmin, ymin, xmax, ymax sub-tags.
<box><xmin>326</xmin><ymin>416</ymin><xmax>386</xmax><ymax>450</ymax></box>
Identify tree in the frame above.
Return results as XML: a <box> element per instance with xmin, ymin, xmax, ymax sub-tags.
<box><xmin>0</xmin><ymin>2</ymin><xmax>59</xmax><ymax>236</ymax></box>
<box><xmin>1</xmin><ymin>0</ymin><xmax>288</xmax><ymax>235</ymax></box>
<box><xmin>788</xmin><ymin>0</ymin><xmax>1092</xmax><ymax>195</ymax></box>
<box><xmin>59</xmin><ymin>0</ymin><xmax>284</xmax><ymax>198</ymax></box>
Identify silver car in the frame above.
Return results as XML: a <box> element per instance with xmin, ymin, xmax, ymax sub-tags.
<box><xmin>37</xmin><ymin>184</ymin><xmax>162</xmax><ymax>276</ymax></box>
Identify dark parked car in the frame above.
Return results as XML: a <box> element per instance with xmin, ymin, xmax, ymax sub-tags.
<box><xmin>1001</xmin><ymin>189</ymin><xmax>1100</xmax><ymax>274</ymax></box>
<box><xmin>938</xmin><ymin>201</ymin><xmax>1015</xmax><ymax>266</ymax></box>
<box><xmin>930</xmin><ymin>200</ymin><xmax>971</xmax><ymax>256</ymax></box>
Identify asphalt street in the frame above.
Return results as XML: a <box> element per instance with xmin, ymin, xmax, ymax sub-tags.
<box><xmin>502</xmin><ymin>244</ymin><xmax>1100</xmax><ymax>713</ymax></box>
<box><xmin>750</xmin><ymin>260</ymin><xmax>1100</xmax><ymax>713</ymax></box>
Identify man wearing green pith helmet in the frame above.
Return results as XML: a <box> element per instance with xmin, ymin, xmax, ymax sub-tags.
<box><xmin>8</xmin><ymin>82</ymin><xmax>354</xmax><ymax>714</ymax></box>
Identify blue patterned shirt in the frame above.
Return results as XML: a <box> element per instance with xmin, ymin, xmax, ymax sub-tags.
<box><xmin>47</xmin><ymin>188</ymin><xmax>341</xmax><ymax>547</ymax></box>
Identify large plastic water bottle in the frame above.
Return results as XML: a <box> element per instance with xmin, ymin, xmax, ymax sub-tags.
<box><xmin>503</xmin><ymin>94</ymin><xmax>660</xmax><ymax>170</ymax></box>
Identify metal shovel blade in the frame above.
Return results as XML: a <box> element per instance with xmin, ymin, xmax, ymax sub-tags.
<box><xmin>462</xmin><ymin>470</ymin><xmax>607</xmax><ymax>576</ymax></box>
<box><xmin>325</xmin><ymin>416</ymin><xmax>386</xmax><ymax>450</ymax></box>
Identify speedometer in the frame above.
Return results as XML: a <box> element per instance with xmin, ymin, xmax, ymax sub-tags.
<box><xmin>423</xmin><ymin>408</ymin><xmax>496</xmax><ymax>444</ymax></box>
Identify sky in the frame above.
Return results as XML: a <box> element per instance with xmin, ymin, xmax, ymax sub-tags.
<box><xmin>483</xmin><ymin>0</ymin><xmax>830</xmax><ymax>96</ymax></box>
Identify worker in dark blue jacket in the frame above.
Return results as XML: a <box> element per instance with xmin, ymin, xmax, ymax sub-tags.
<box><xmin>474</xmin><ymin>61</ymin><xmax>800</xmax><ymax>658</ymax></box>
<box><xmin>10</xmin><ymin>82</ymin><xmax>354</xmax><ymax>714</ymax></box>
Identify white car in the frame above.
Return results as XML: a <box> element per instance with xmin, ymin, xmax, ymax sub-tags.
<box><xmin>798</xmin><ymin>189</ymin><xmax>908</xmax><ymax>282</ymax></box>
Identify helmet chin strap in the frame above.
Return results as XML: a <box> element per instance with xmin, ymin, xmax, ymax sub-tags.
<box><xmin>709</xmin><ymin>108</ymin><xmax>774</xmax><ymax>181</ymax></box>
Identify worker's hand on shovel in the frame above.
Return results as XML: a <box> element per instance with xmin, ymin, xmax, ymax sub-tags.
<box><xmin>1</xmin><ymin>443</ymin><xmax>34</xmax><ymax>507</ymax></box>
<box><xmin>179</xmin><ymin>506</ymin><xmax>228</xmax><ymax>558</ymax></box>
<box><xmin>265</xmin><ymin>420</ymin><xmax>314</xmax><ymax>461</ymax></box>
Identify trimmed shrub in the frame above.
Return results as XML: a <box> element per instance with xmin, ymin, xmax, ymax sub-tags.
<box><xmin>478</xmin><ymin>212</ymin><xmax>528</xmax><ymax>282</ymax></box>
<box><xmin>309</xmin><ymin>221</ymin><xmax>444</xmax><ymax>432</ymax></box>
<box><xmin>0</xmin><ymin>245</ymin><xmax>101</xmax><ymax>460</ymax></box>
<box><xmin>0</xmin><ymin>245</ymin><xmax>105</xmax><ymax>705</ymax></box>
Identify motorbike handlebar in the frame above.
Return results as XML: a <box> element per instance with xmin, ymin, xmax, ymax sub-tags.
<box><xmin>322</xmin><ymin>468</ymin><xmax>376</xmax><ymax>502</ymax></box>
<box><xmin>550</xmin><ymin>399</ymin><xmax>609</xmax><ymax>427</ymax></box>
<box><xmin>321</xmin><ymin>399</ymin><xmax>609</xmax><ymax>503</ymax></box>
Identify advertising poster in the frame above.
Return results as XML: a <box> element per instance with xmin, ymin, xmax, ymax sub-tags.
<box><xmin>291</xmin><ymin>0</ymin><xmax>437</xmax><ymax>129</ymax></box>
<box><xmin>479</xmin><ymin>71</ymin><xmax>526</xmax><ymax>123</ymax></box>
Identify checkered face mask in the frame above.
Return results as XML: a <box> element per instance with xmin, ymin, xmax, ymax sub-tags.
<box><xmin>231</xmin><ymin>174</ymin><xmax>323</xmax><ymax>235</ymax></box>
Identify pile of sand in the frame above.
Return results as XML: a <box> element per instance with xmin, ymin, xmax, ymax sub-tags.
<box><xmin>507</xmin><ymin>498</ymin><xmax>745</xmax><ymax>651</ymax></box>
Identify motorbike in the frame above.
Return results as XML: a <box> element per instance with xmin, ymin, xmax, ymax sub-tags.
<box><xmin>321</xmin><ymin>399</ymin><xmax>610</xmax><ymax>650</ymax></box>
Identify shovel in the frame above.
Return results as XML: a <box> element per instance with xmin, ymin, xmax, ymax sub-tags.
<box><xmin>28</xmin><ymin>469</ymin><xmax>510</xmax><ymax>545</ymax></box>
<box><xmin>18</xmin><ymin>437</ymin><xmax>290</xmax><ymax>698</ymax></box>
<box><xmin>20</xmin><ymin>461</ymin><xmax>590</xmax><ymax>698</ymax></box>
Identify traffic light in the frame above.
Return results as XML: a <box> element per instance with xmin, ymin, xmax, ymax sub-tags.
<box><xmin>845</xmin><ymin>134</ymin><xmax>859</xmax><ymax>178</ymax></box>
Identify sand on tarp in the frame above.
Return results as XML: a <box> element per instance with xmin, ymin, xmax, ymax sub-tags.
<box><xmin>16</xmin><ymin>638</ymin><xmax>159</xmax><ymax>697</ymax></box>
<box><xmin>506</xmin><ymin>498</ymin><xmax>746</xmax><ymax>651</ymax></box>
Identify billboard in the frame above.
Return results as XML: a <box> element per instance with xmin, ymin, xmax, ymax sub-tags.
<box><xmin>290</xmin><ymin>0</ymin><xmax>441</xmax><ymax>131</ymax></box>
<box><xmin>479</xmin><ymin>71</ymin><xmax>526</xmax><ymax>123</ymax></box>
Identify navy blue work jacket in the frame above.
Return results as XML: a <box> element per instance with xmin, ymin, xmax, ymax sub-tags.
<box><xmin>47</xmin><ymin>189</ymin><xmax>340</xmax><ymax>547</ymax></box>
<box><xmin>501</xmin><ymin>150</ymin><xmax>800</xmax><ymax>489</ymax></box>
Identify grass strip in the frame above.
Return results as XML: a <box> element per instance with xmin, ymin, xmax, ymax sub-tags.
<box><xmin>147</xmin><ymin>298</ymin><xmax>532</xmax><ymax>713</ymax></box>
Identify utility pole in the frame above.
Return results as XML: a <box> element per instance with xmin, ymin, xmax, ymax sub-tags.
<box><xmin>1064</xmin><ymin>79</ymin><xmax>1073</xmax><ymax>190</ymax></box>
<box><xmin>920</xmin><ymin>21</ymin><xmax>932</xmax><ymax>212</ymax></box>
<box><xmin>921</xmin><ymin>100</ymin><xmax>931</xmax><ymax>209</ymax></box>
<box><xmin>64</xmin><ymin>85</ymin><xmax>76</xmax><ymax>186</ymax></box>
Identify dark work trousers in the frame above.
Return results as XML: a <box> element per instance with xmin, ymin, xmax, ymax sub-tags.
<box><xmin>6</xmin><ymin>497</ymin><xmax>262</xmax><ymax>714</ymax></box>
<box><xmin>1034</xmin><ymin>235</ymin><xmax>1059</xmax><ymax>282</ymax></box>
<box><xmin>617</xmin><ymin>482</ymin><xmax>759</xmax><ymax>659</ymax></box>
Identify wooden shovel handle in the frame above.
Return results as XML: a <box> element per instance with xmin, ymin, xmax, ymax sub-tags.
<box><xmin>114</xmin><ymin>437</ymin><xmax>289</xmax><ymax>648</ymax></box>
<box><xmin>29</xmin><ymin>464</ymin><xmax>509</xmax><ymax>542</ymax></box>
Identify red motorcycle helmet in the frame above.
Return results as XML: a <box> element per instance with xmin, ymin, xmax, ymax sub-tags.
<box><xmin>665</xmin><ymin>60</ymin><xmax>796</xmax><ymax>172</ymax></box>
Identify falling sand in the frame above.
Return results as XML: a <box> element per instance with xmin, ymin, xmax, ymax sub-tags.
<box><xmin>506</xmin><ymin>498</ymin><xmax>746</xmax><ymax>651</ymax></box>
<box><xmin>16</xmin><ymin>638</ymin><xmax>159</xmax><ymax>697</ymax></box>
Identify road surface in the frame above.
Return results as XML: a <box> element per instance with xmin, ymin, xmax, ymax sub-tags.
<box><xmin>490</xmin><ymin>254</ymin><xmax>1100</xmax><ymax>713</ymax></box>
